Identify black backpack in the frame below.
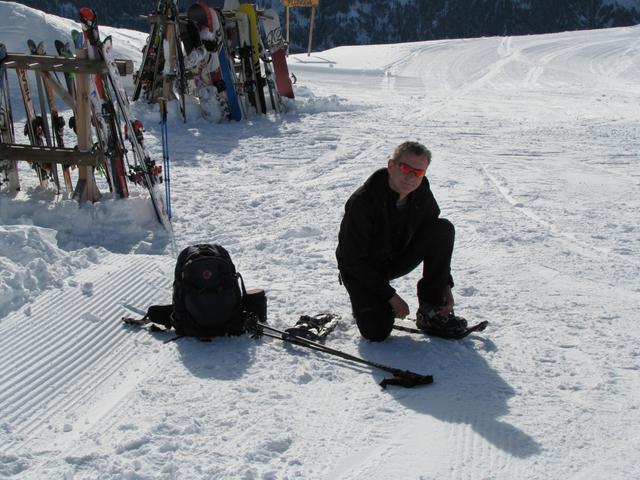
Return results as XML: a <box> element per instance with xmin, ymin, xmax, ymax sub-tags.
<box><xmin>171</xmin><ymin>244</ymin><xmax>246</xmax><ymax>337</ymax></box>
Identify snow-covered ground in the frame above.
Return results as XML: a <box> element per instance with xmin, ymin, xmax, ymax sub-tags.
<box><xmin>1</xmin><ymin>2</ymin><xmax>640</xmax><ymax>479</ymax></box>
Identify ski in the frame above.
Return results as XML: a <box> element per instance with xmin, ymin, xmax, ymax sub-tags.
<box><xmin>170</xmin><ymin>1</ymin><xmax>188</xmax><ymax>122</ymax></box>
<box><xmin>79</xmin><ymin>8</ymin><xmax>171</xmax><ymax>229</ymax></box>
<box><xmin>29</xmin><ymin>40</ymin><xmax>73</xmax><ymax>192</ymax></box>
<box><xmin>76</xmin><ymin>23</ymin><xmax>129</xmax><ymax>198</ymax></box>
<box><xmin>27</xmin><ymin>40</ymin><xmax>61</xmax><ymax>193</ymax></box>
<box><xmin>15</xmin><ymin>62</ymin><xmax>49</xmax><ymax>188</ymax></box>
<box><xmin>393</xmin><ymin>319</ymin><xmax>489</xmax><ymax>340</ymax></box>
<box><xmin>0</xmin><ymin>43</ymin><xmax>20</xmax><ymax>191</ymax></box>
<box><xmin>133</xmin><ymin>0</ymin><xmax>167</xmax><ymax>102</ymax></box>
<box><xmin>54</xmin><ymin>40</ymin><xmax>76</xmax><ymax>97</ymax></box>
<box><xmin>161</xmin><ymin>2</ymin><xmax>187</xmax><ymax>122</ymax></box>
<box><xmin>261</xmin><ymin>8</ymin><xmax>294</xmax><ymax>99</ymax></box>
<box><xmin>71</xmin><ymin>29</ymin><xmax>83</xmax><ymax>49</ymax></box>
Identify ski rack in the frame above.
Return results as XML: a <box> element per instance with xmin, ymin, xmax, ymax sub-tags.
<box><xmin>0</xmin><ymin>143</ymin><xmax>105</xmax><ymax>166</ymax></box>
<box><xmin>2</xmin><ymin>53</ymin><xmax>132</xmax><ymax>76</ymax></box>
<box><xmin>133</xmin><ymin>2</ymin><xmax>294</xmax><ymax>123</ymax></box>
<box><xmin>0</xmin><ymin>49</ymin><xmax>134</xmax><ymax>202</ymax></box>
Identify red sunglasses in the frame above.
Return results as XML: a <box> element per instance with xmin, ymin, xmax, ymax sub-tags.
<box><xmin>397</xmin><ymin>161</ymin><xmax>426</xmax><ymax>178</ymax></box>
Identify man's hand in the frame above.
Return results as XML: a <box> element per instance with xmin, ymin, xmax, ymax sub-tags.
<box><xmin>438</xmin><ymin>285</ymin><xmax>455</xmax><ymax>316</ymax></box>
<box><xmin>389</xmin><ymin>293</ymin><xmax>410</xmax><ymax>319</ymax></box>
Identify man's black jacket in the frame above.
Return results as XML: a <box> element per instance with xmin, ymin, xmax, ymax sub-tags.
<box><xmin>336</xmin><ymin>168</ymin><xmax>441</xmax><ymax>301</ymax></box>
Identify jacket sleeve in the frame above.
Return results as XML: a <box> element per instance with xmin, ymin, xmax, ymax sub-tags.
<box><xmin>338</xmin><ymin>195</ymin><xmax>396</xmax><ymax>300</ymax></box>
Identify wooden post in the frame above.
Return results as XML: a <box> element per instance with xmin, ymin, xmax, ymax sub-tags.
<box><xmin>282</xmin><ymin>0</ymin><xmax>319</xmax><ymax>55</ymax></box>
<box><xmin>307</xmin><ymin>6</ymin><xmax>316</xmax><ymax>56</ymax></box>
<box><xmin>163</xmin><ymin>21</ymin><xmax>177</xmax><ymax>102</ymax></box>
<box><xmin>72</xmin><ymin>47</ymin><xmax>101</xmax><ymax>203</ymax></box>
<box><xmin>286</xmin><ymin>6</ymin><xmax>290</xmax><ymax>55</ymax></box>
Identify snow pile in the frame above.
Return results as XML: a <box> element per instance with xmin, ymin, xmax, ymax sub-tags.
<box><xmin>0</xmin><ymin>2</ymin><xmax>145</xmax><ymax>62</ymax></box>
<box><xmin>0</xmin><ymin>224</ymin><xmax>99</xmax><ymax>317</ymax></box>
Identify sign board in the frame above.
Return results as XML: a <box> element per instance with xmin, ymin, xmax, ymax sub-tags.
<box><xmin>282</xmin><ymin>0</ymin><xmax>319</xmax><ymax>7</ymax></box>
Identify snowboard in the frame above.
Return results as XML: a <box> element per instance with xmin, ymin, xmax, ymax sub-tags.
<box><xmin>261</xmin><ymin>8</ymin><xmax>294</xmax><ymax>99</ymax></box>
<box><xmin>187</xmin><ymin>1</ymin><xmax>231</xmax><ymax>121</ymax></box>
<box><xmin>238</xmin><ymin>3</ymin><xmax>267</xmax><ymax>114</ymax></box>
<box><xmin>199</xmin><ymin>4</ymin><xmax>243</xmax><ymax>121</ymax></box>
<box><xmin>213</xmin><ymin>8</ymin><xmax>243</xmax><ymax>121</ymax></box>
<box><xmin>233</xmin><ymin>9</ymin><xmax>261</xmax><ymax>114</ymax></box>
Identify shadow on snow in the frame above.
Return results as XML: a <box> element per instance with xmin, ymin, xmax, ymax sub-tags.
<box><xmin>358</xmin><ymin>333</ymin><xmax>542</xmax><ymax>459</ymax></box>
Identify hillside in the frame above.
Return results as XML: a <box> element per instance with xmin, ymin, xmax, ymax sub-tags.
<box><xmin>1</xmin><ymin>3</ymin><xmax>640</xmax><ymax>479</ymax></box>
<box><xmin>9</xmin><ymin>0</ymin><xmax>640</xmax><ymax>50</ymax></box>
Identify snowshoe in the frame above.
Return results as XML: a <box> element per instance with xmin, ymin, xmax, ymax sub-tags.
<box><xmin>415</xmin><ymin>304</ymin><xmax>487</xmax><ymax>340</ymax></box>
<box><xmin>284</xmin><ymin>313</ymin><xmax>340</xmax><ymax>341</ymax></box>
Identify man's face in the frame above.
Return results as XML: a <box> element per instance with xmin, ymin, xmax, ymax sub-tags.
<box><xmin>387</xmin><ymin>151</ymin><xmax>430</xmax><ymax>199</ymax></box>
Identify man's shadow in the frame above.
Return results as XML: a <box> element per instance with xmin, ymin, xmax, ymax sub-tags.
<box><xmin>358</xmin><ymin>333</ymin><xmax>542</xmax><ymax>459</ymax></box>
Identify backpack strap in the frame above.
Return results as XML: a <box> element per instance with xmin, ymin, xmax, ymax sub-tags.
<box><xmin>237</xmin><ymin>272</ymin><xmax>248</xmax><ymax>300</ymax></box>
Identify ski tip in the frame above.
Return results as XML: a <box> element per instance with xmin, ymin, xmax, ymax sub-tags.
<box><xmin>79</xmin><ymin>7</ymin><xmax>96</xmax><ymax>23</ymax></box>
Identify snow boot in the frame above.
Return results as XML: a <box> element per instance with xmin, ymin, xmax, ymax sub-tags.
<box><xmin>416</xmin><ymin>304</ymin><xmax>468</xmax><ymax>339</ymax></box>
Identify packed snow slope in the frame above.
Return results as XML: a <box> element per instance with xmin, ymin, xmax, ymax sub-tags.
<box><xmin>1</xmin><ymin>3</ymin><xmax>639</xmax><ymax>479</ymax></box>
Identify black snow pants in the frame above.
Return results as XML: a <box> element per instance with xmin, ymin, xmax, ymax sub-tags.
<box><xmin>341</xmin><ymin>218</ymin><xmax>455</xmax><ymax>342</ymax></box>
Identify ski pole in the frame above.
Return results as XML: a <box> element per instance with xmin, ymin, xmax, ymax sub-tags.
<box><xmin>160</xmin><ymin>100</ymin><xmax>172</xmax><ymax>219</ymax></box>
<box><xmin>163</xmin><ymin>334</ymin><xmax>184</xmax><ymax>344</ymax></box>
<box><xmin>253</xmin><ymin>322</ymin><xmax>433</xmax><ymax>389</ymax></box>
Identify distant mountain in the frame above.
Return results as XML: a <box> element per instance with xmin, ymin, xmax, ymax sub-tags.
<box><xmin>9</xmin><ymin>0</ymin><xmax>640</xmax><ymax>52</ymax></box>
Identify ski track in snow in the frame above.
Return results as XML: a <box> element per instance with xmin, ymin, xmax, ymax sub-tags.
<box><xmin>1</xmin><ymin>4</ymin><xmax>640</xmax><ymax>479</ymax></box>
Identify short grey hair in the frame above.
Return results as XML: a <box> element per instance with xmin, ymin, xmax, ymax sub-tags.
<box><xmin>392</xmin><ymin>141</ymin><xmax>432</xmax><ymax>163</ymax></box>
